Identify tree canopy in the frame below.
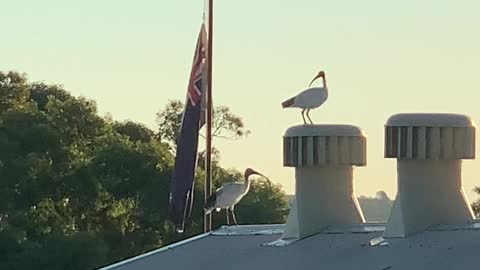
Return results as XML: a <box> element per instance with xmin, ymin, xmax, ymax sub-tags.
<box><xmin>156</xmin><ymin>100</ymin><xmax>251</xmax><ymax>150</ymax></box>
<box><xmin>358</xmin><ymin>192</ymin><xmax>393</xmax><ymax>222</ymax></box>
<box><xmin>471</xmin><ymin>187</ymin><xmax>480</xmax><ymax>217</ymax></box>
<box><xmin>0</xmin><ymin>71</ymin><xmax>288</xmax><ymax>270</ymax></box>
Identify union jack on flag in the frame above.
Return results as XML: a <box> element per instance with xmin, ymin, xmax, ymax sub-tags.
<box><xmin>187</xmin><ymin>23</ymin><xmax>207</xmax><ymax>121</ymax></box>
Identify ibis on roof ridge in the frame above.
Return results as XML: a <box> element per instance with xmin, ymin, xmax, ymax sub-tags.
<box><xmin>204</xmin><ymin>168</ymin><xmax>266</xmax><ymax>225</ymax></box>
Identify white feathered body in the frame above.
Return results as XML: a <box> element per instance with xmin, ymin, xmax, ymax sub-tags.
<box><xmin>213</xmin><ymin>182</ymin><xmax>250</xmax><ymax>211</ymax></box>
<box><xmin>282</xmin><ymin>87</ymin><xmax>328</xmax><ymax>109</ymax></box>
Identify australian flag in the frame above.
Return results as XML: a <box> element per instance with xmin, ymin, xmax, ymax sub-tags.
<box><xmin>169</xmin><ymin>23</ymin><xmax>207</xmax><ymax>233</ymax></box>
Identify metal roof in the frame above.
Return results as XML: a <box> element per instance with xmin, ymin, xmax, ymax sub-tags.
<box><xmin>99</xmin><ymin>222</ymin><xmax>480</xmax><ymax>270</ymax></box>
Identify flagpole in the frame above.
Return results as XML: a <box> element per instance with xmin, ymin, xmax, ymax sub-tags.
<box><xmin>204</xmin><ymin>0</ymin><xmax>214</xmax><ymax>233</ymax></box>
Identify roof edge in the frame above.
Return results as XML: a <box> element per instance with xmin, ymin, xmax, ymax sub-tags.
<box><xmin>98</xmin><ymin>220</ymin><xmax>480</xmax><ymax>269</ymax></box>
<box><xmin>211</xmin><ymin>224</ymin><xmax>285</xmax><ymax>236</ymax></box>
<box><xmin>98</xmin><ymin>232</ymin><xmax>211</xmax><ymax>270</ymax></box>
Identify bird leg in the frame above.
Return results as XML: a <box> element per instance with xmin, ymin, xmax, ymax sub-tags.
<box><xmin>230</xmin><ymin>206</ymin><xmax>238</xmax><ymax>226</ymax></box>
<box><xmin>306</xmin><ymin>109</ymin><xmax>313</xmax><ymax>124</ymax></box>
<box><xmin>225</xmin><ymin>208</ymin><xmax>230</xmax><ymax>226</ymax></box>
<box><xmin>301</xmin><ymin>109</ymin><xmax>306</xmax><ymax>124</ymax></box>
<box><xmin>231</xmin><ymin>211</ymin><xmax>238</xmax><ymax>226</ymax></box>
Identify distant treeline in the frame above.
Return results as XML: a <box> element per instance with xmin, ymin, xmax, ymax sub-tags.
<box><xmin>287</xmin><ymin>191</ymin><xmax>393</xmax><ymax>222</ymax></box>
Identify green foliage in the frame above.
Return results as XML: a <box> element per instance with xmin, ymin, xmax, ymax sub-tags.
<box><xmin>0</xmin><ymin>71</ymin><xmax>288</xmax><ymax>270</ymax></box>
<box><xmin>113</xmin><ymin>121</ymin><xmax>154</xmax><ymax>143</ymax></box>
<box><xmin>0</xmin><ymin>71</ymin><xmax>31</xmax><ymax>113</ymax></box>
<box><xmin>233</xmin><ymin>177</ymin><xmax>289</xmax><ymax>225</ymax></box>
<box><xmin>156</xmin><ymin>100</ymin><xmax>251</xmax><ymax>150</ymax></box>
<box><xmin>212</xmin><ymin>106</ymin><xmax>251</xmax><ymax>140</ymax></box>
<box><xmin>155</xmin><ymin>100</ymin><xmax>184</xmax><ymax>148</ymax></box>
<box><xmin>471</xmin><ymin>187</ymin><xmax>480</xmax><ymax>217</ymax></box>
<box><xmin>190</xmin><ymin>167</ymin><xmax>288</xmax><ymax>231</ymax></box>
<box><xmin>18</xmin><ymin>232</ymin><xmax>109</xmax><ymax>270</ymax></box>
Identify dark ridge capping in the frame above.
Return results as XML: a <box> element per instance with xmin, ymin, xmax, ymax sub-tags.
<box><xmin>292</xmin><ymin>137</ymin><xmax>299</xmax><ymax>165</ymax></box>
<box><xmin>425</xmin><ymin>127</ymin><xmax>431</xmax><ymax>159</ymax></box>
<box><xmin>283</xmin><ymin>137</ymin><xmax>290</xmax><ymax>166</ymax></box>
<box><xmin>400</xmin><ymin>127</ymin><xmax>408</xmax><ymax>158</ymax></box>
<box><xmin>412</xmin><ymin>127</ymin><xmax>418</xmax><ymax>158</ymax></box>
<box><xmin>313</xmin><ymin>136</ymin><xmax>319</xmax><ymax>165</ymax></box>
<box><xmin>301</xmin><ymin>136</ymin><xmax>308</xmax><ymax>165</ymax></box>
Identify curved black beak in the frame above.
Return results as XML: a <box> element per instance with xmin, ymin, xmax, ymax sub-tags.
<box><xmin>309</xmin><ymin>71</ymin><xmax>326</xmax><ymax>87</ymax></box>
<box><xmin>251</xmin><ymin>170</ymin><xmax>268</xmax><ymax>180</ymax></box>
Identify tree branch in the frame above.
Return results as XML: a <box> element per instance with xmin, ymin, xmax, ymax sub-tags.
<box><xmin>214</xmin><ymin>135</ymin><xmax>239</xmax><ymax>140</ymax></box>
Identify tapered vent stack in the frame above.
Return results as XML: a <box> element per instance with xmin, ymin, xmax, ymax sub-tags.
<box><xmin>282</xmin><ymin>125</ymin><xmax>366</xmax><ymax>239</ymax></box>
<box><xmin>384</xmin><ymin>113</ymin><xmax>476</xmax><ymax>238</ymax></box>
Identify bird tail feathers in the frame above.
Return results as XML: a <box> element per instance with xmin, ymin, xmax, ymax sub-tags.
<box><xmin>204</xmin><ymin>193</ymin><xmax>217</xmax><ymax>214</ymax></box>
<box><xmin>281</xmin><ymin>97</ymin><xmax>295</xmax><ymax>108</ymax></box>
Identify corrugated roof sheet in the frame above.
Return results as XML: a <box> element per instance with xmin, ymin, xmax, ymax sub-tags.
<box><xmin>99</xmin><ymin>223</ymin><xmax>480</xmax><ymax>270</ymax></box>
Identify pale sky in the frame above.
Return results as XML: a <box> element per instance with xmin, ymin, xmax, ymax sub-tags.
<box><xmin>1</xmin><ymin>0</ymin><xmax>480</xmax><ymax>200</ymax></box>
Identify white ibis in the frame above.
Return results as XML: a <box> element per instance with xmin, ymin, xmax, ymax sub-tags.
<box><xmin>204</xmin><ymin>168</ymin><xmax>266</xmax><ymax>225</ymax></box>
<box><xmin>281</xmin><ymin>71</ymin><xmax>328</xmax><ymax>124</ymax></box>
